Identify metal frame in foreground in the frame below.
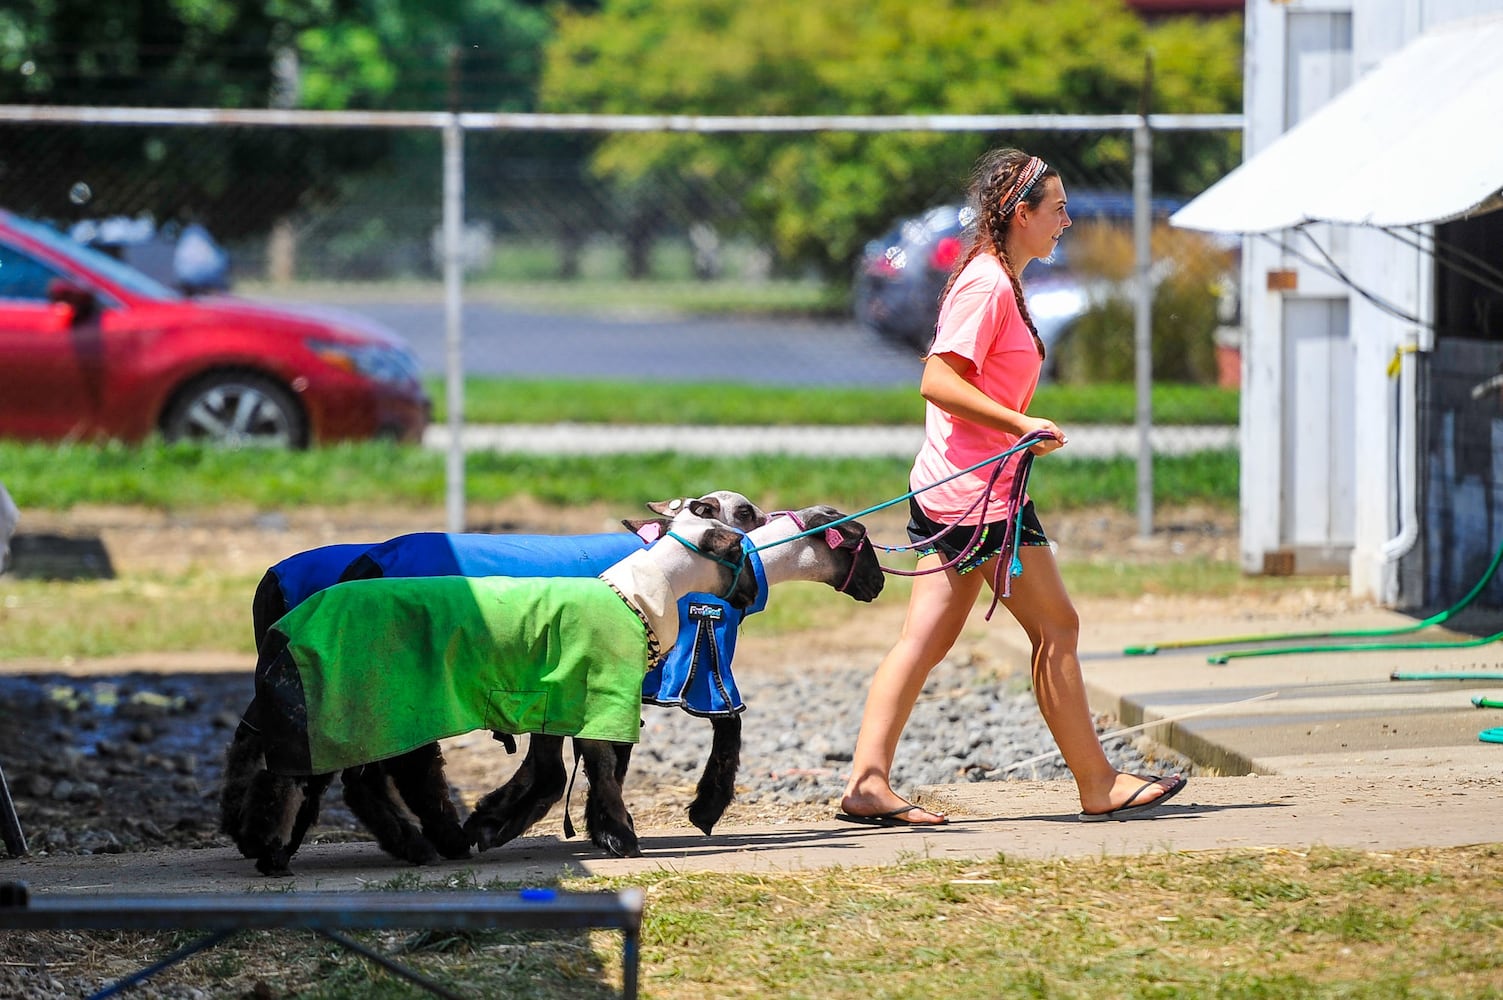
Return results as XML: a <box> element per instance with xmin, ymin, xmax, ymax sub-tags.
<box><xmin>0</xmin><ymin>883</ymin><xmax>643</xmax><ymax>999</ymax></box>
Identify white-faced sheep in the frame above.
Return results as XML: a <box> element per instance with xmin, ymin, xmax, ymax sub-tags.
<box><xmin>466</xmin><ymin>504</ymin><xmax>885</xmax><ymax>858</ymax></box>
<box><xmin>220</xmin><ymin>492</ymin><xmax>766</xmax><ymax>868</ymax></box>
<box><xmin>226</xmin><ymin>501</ymin><xmax>762</xmax><ymax>875</ymax></box>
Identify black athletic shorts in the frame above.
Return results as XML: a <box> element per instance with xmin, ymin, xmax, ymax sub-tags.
<box><xmin>907</xmin><ymin>497</ymin><xmax>1049</xmax><ymax>575</ymax></box>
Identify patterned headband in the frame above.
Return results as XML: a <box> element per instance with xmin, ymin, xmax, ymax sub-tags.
<box><xmin>999</xmin><ymin>156</ymin><xmax>1048</xmax><ymax>218</ymax></box>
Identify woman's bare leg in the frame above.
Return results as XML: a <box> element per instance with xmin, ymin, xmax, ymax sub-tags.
<box><xmin>840</xmin><ymin>553</ymin><xmax>984</xmax><ymax>823</ymax></box>
<box><xmin>997</xmin><ymin>544</ymin><xmax>1180</xmax><ymax>814</ymax></box>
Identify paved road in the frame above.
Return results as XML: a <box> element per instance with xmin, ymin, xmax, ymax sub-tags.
<box><xmin>304</xmin><ymin>298</ymin><xmax>1238</xmax><ymax>456</ymax></box>
<box><xmin>315</xmin><ymin>299</ymin><xmax>926</xmax><ymax>386</ymax></box>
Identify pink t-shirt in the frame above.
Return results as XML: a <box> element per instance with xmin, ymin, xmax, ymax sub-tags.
<box><xmin>910</xmin><ymin>253</ymin><xmax>1042</xmax><ymax>524</ymax></box>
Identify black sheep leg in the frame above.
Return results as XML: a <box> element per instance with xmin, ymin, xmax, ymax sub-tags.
<box><xmin>285</xmin><ymin>772</ymin><xmax>333</xmax><ymax>858</ymax></box>
<box><xmin>218</xmin><ymin>708</ymin><xmax>266</xmax><ymax>859</ymax></box>
<box><xmin>341</xmin><ymin>762</ymin><xmax>440</xmax><ymax>865</ymax></box>
<box><xmin>242</xmin><ymin>771</ymin><xmax>327</xmax><ymax>876</ymax></box>
<box><xmin>580</xmin><ymin>738</ymin><xmax>639</xmax><ymax>858</ymax></box>
<box><xmin>687</xmin><ymin>715</ymin><xmax>742</xmax><ymax>835</ymax></box>
<box><xmin>464</xmin><ymin>734</ymin><xmax>567</xmax><ymax>852</ymax></box>
<box><xmin>384</xmin><ymin>742</ymin><xmax>471</xmax><ymax>860</ymax></box>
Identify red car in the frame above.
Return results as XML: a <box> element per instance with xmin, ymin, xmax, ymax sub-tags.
<box><xmin>0</xmin><ymin>209</ymin><xmax>430</xmax><ymax>448</ymax></box>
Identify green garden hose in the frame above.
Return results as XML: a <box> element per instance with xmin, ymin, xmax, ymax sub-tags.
<box><xmin>1472</xmin><ymin>696</ymin><xmax>1503</xmax><ymax>709</ymax></box>
<box><xmin>1389</xmin><ymin>671</ymin><xmax>1503</xmax><ymax>682</ymax></box>
<box><xmin>1124</xmin><ymin>528</ymin><xmax>1503</xmax><ymax>660</ymax></box>
<box><xmin>1209</xmin><ymin>628</ymin><xmax>1503</xmax><ymax>665</ymax></box>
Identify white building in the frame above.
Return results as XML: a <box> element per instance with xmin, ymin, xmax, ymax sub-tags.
<box><xmin>1173</xmin><ymin>1</ymin><xmax>1503</xmax><ymax>611</ymax></box>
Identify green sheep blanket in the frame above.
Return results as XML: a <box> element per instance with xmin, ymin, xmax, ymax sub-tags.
<box><xmin>255</xmin><ymin>574</ymin><xmax>654</xmax><ymax>776</ymax></box>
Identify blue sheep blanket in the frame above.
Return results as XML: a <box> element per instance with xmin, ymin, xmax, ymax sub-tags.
<box><xmin>340</xmin><ymin>531</ymin><xmax>647</xmax><ymax>583</ymax></box>
<box><xmin>266</xmin><ymin>542</ymin><xmax>376</xmax><ymax>612</ymax></box>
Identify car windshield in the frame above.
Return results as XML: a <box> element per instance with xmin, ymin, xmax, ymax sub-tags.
<box><xmin>8</xmin><ymin>213</ymin><xmax>181</xmax><ymax>300</ymax></box>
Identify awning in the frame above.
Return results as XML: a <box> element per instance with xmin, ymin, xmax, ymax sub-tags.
<box><xmin>1171</xmin><ymin>14</ymin><xmax>1503</xmax><ymax>234</ymax></box>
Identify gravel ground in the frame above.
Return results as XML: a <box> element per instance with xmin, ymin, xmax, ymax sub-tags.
<box><xmin>0</xmin><ymin>500</ymin><xmax>1232</xmax><ymax>857</ymax></box>
<box><xmin>0</xmin><ymin>652</ymin><xmax>1193</xmax><ymax>861</ymax></box>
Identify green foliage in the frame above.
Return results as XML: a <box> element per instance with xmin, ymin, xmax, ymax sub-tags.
<box><xmin>436</xmin><ymin>376</ymin><xmax>1239</xmax><ymax>427</ymax></box>
<box><xmin>0</xmin><ymin>0</ymin><xmax>565</xmax><ymax>235</ymax></box>
<box><xmin>293</xmin><ymin>0</ymin><xmax>558</xmax><ymax>112</ymax></box>
<box><xmin>296</xmin><ymin>24</ymin><xmax>399</xmax><ymax>108</ymax></box>
<box><xmin>0</xmin><ymin>441</ymin><xmax>1238</xmax><ymax>514</ymax></box>
<box><xmin>444</xmin><ymin>378</ymin><xmax>926</xmax><ymax>425</ymax></box>
<box><xmin>1060</xmin><ymin>274</ymin><xmax>1222</xmax><ymax>383</ymax></box>
<box><xmin>1052</xmin><ymin>222</ymin><xmax>1237</xmax><ymax>385</ymax></box>
<box><xmin>1027</xmin><ymin>450</ymin><xmax>1239</xmax><ymax>511</ymax></box>
<box><xmin>540</xmin><ymin>0</ymin><xmax>1244</xmax><ymax>275</ymax></box>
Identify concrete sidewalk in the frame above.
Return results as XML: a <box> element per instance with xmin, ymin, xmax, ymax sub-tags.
<box><xmin>10</xmin><ymin>772</ymin><xmax>1497</xmax><ymax>896</ymax></box>
<box><xmin>8</xmin><ymin>607</ymin><xmax>1501</xmax><ymax>896</ymax></box>
<box><xmin>423</xmin><ymin>423</ymin><xmax>1237</xmax><ymax>458</ymax></box>
<box><xmin>1074</xmin><ymin>606</ymin><xmax>1503</xmax><ymax>782</ymax></box>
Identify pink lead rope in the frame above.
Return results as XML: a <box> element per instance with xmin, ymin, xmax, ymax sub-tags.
<box><xmin>887</xmin><ymin>430</ymin><xmax>1051</xmax><ymax>622</ymax></box>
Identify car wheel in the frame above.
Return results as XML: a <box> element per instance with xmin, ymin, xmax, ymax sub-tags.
<box><xmin>162</xmin><ymin>373</ymin><xmax>308</xmax><ymax>449</ymax></box>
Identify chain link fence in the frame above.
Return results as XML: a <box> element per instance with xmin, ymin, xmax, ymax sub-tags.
<box><xmin>0</xmin><ymin>113</ymin><xmax>1241</xmax><ymax>372</ymax></box>
<box><xmin>0</xmin><ymin>109</ymin><xmax>1242</xmax><ymax>525</ymax></box>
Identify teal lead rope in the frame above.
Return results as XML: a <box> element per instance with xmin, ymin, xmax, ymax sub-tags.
<box><xmin>740</xmin><ymin>430</ymin><xmax>1055</xmax><ymax>617</ymax></box>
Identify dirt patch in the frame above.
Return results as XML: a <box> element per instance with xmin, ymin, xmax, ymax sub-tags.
<box><xmin>14</xmin><ymin>497</ymin><xmax>1246</xmax><ymax>580</ymax></box>
<box><xmin>12</xmin><ymin>496</ymin><xmax>640</xmax><ymax>580</ymax></box>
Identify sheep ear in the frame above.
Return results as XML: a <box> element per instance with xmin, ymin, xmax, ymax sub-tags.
<box><xmin>738</xmin><ymin>503</ymin><xmax>770</xmax><ymax>529</ymax></box>
<box><xmin>826</xmin><ymin>520</ymin><xmax>867</xmax><ymax>549</ymax></box>
<box><xmin>687</xmin><ymin>498</ymin><xmax>716</xmax><ymax>519</ymax></box>
<box><xmin>645</xmin><ymin>497</ymin><xmax>685</xmax><ymax>515</ymax></box>
<box><xmin>621</xmin><ymin>517</ymin><xmax>669</xmax><ymax>542</ymax></box>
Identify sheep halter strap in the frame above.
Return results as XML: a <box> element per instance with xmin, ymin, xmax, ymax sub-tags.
<box><xmin>776</xmin><ymin>509</ymin><xmax>870</xmax><ymax>595</ymax></box>
<box><xmin>665</xmin><ymin>530</ymin><xmax>748</xmax><ymax>599</ymax></box>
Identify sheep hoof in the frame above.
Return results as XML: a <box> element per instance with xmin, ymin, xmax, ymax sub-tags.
<box><xmin>426</xmin><ymin>822</ymin><xmax>473</xmax><ymax>860</ymax></box>
<box><xmin>255</xmin><ymin>855</ymin><xmax>294</xmax><ymax>877</ymax></box>
<box><xmin>395</xmin><ymin>839</ymin><xmax>441</xmax><ymax>866</ymax></box>
<box><xmin>593</xmin><ymin>830</ymin><xmax>641</xmax><ymax>858</ymax></box>
<box><xmin>687</xmin><ymin>803</ymin><xmax>722</xmax><ymax>837</ymax></box>
<box><xmin>465</xmin><ymin>818</ymin><xmax>503</xmax><ymax>853</ymax></box>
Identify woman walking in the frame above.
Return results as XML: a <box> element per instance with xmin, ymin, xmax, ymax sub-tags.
<box><xmin>838</xmin><ymin>148</ymin><xmax>1186</xmax><ymax>826</ymax></box>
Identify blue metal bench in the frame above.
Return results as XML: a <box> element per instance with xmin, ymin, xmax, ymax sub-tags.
<box><xmin>0</xmin><ymin>882</ymin><xmax>642</xmax><ymax>999</ymax></box>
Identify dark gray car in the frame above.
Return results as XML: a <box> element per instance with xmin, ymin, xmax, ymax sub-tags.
<box><xmin>852</xmin><ymin>191</ymin><xmax>1187</xmax><ymax>370</ymax></box>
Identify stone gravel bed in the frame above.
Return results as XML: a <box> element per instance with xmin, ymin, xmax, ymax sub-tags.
<box><xmin>0</xmin><ymin>651</ymin><xmax>1194</xmax><ymax>859</ymax></box>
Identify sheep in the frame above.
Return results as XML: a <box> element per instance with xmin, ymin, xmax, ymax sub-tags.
<box><xmin>225</xmin><ymin>500</ymin><xmax>761</xmax><ymax>875</ymax></box>
<box><xmin>220</xmin><ymin>492</ymin><xmax>765</xmax><ymax>864</ymax></box>
<box><xmin>245</xmin><ymin>502</ymin><xmax>880</xmax><ymax>863</ymax></box>
<box><xmin>466</xmin><ymin>504</ymin><xmax>885</xmax><ymax>858</ymax></box>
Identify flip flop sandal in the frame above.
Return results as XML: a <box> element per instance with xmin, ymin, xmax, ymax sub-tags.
<box><xmin>1078</xmin><ymin>774</ymin><xmax>1187</xmax><ymax>823</ymax></box>
<box><xmin>835</xmin><ymin>803</ymin><xmax>949</xmax><ymax>827</ymax></box>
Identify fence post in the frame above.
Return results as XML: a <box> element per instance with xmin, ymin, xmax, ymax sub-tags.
<box><xmin>442</xmin><ymin>115</ymin><xmax>467</xmax><ymax>533</ymax></box>
<box><xmin>1133</xmin><ymin>112</ymin><xmax>1155</xmax><ymax>540</ymax></box>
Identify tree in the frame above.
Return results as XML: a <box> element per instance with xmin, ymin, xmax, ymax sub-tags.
<box><xmin>0</xmin><ymin>0</ymin><xmax>573</xmax><ymax>243</ymax></box>
<box><xmin>539</xmin><ymin>0</ymin><xmax>1243</xmax><ymax>277</ymax></box>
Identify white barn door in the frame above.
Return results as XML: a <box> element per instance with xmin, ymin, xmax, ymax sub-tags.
<box><xmin>1281</xmin><ymin>298</ymin><xmax>1356</xmax><ymax>552</ymax></box>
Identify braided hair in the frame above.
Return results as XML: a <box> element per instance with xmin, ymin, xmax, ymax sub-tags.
<box><xmin>933</xmin><ymin>147</ymin><xmax>1058</xmax><ymax>360</ymax></box>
